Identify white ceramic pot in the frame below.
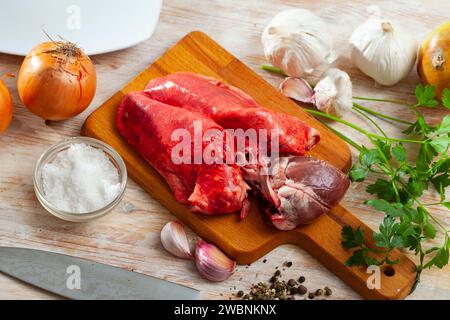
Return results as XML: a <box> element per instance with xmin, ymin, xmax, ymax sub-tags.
<box><xmin>0</xmin><ymin>0</ymin><xmax>163</xmax><ymax>55</ymax></box>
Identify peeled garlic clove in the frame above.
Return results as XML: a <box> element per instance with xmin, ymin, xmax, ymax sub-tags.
<box><xmin>350</xmin><ymin>18</ymin><xmax>417</xmax><ymax>86</ymax></box>
<box><xmin>195</xmin><ymin>239</ymin><xmax>235</xmax><ymax>282</ymax></box>
<box><xmin>279</xmin><ymin>77</ymin><xmax>314</xmax><ymax>103</ymax></box>
<box><xmin>313</xmin><ymin>68</ymin><xmax>353</xmax><ymax>117</ymax></box>
<box><xmin>160</xmin><ymin>221</ymin><xmax>193</xmax><ymax>259</ymax></box>
<box><xmin>262</xmin><ymin>9</ymin><xmax>336</xmax><ymax>77</ymax></box>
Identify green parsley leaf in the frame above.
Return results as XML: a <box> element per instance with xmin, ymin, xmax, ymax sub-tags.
<box><xmin>392</xmin><ymin>143</ymin><xmax>407</xmax><ymax>162</ymax></box>
<box><xmin>423</xmin><ymin>223</ymin><xmax>437</xmax><ymax>239</ymax></box>
<box><xmin>366</xmin><ymin>179</ymin><xmax>397</xmax><ymax>202</ymax></box>
<box><xmin>430</xmin><ymin>136</ymin><xmax>450</xmax><ymax>153</ymax></box>
<box><xmin>341</xmin><ymin>226</ymin><xmax>364</xmax><ymax>249</ymax></box>
<box><xmin>406</xmin><ymin>178</ymin><xmax>428</xmax><ymax>197</ymax></box>
<box><xmin>366</xmin><ymin>199</ymin><xmax>405</xmax><ymax>217</ymax></box>
<box><xmin>442</xmin><ymin>88</ymin><xmax>450</xmax><ymax>109</ymax></box>
<box><xmin>431</xmin><ymin>173</ymin><xmax>450</xmax><ymax>191</ymax></box>
<box><xmin>416</xmin><ymin>143</ymin><xmax>437</xmax><ymax>178</ymax></box>
<box><xmin>426</xmin><ymin>247</ymin><xmax>449</xmax><ymax>269</ymax></box>
<box><xmin>436</xmin><ymin>115</ymin><xmax>450</xmax><ymax>135</ymax></box>
<box><xmin>345</xmin><ymin>249</ymin><xmax>365</xmax><ymax>267</ymax></box>
<box><xmin>360</xmin><ymin>146</ymin><xmax>382</xmax><ymax>167</ymax></box>
<box><xmin>415</xmin><ymin>84</ymin><xmax>439</xmax><ymax>107</ymax></box>
<box><xmin>349</xmin><ymin>163</ymin><xmax>369</xmax><ymax>182</ymax></box>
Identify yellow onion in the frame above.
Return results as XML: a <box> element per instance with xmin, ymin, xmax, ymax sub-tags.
<box><xmin>0</xmin><ymin>79</ymin><xmax>12</xmax><ymax>134</ymax></box>
<box><xmin>18</xmin><ymin>41</ymin><xmax>96</xmax><ymax>120</ymax></box>
<box><xmin>417</xmin><ymin>22</ymin><xmax>450</xmax><ymax>100</ymax></box>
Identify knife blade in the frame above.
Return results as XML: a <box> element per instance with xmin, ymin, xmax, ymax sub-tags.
<box><xmin>0</xmin><ymin>247</ymin><xmax>200</xmax><ymax>300</ymax></box>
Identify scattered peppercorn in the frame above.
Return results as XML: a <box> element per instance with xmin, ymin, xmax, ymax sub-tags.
<box><xmin>298</xmin><ymin>285</ymin><xmax>307</xmax><ymax>295</ymax></box>
<box><xmin>232</xmin><ymin>263</ymin><xmax>332</xmax><ymax>301</ymax></box>
<box><xmin>263</xmin><ymin>259</ymin><xmax>267</xmax><ymax>263</ymax></box>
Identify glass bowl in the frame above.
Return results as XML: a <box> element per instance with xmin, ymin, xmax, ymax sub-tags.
<box><xmin>33</xmin><ymin>137</ymin><xmax>127</xmax><ymax>222</ymax></box>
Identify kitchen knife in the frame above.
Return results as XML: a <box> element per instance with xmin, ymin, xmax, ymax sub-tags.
<box><xmin>0</xmin><ymin>247</ymin><xmax>200</xmax><ymax>300</ymax></box>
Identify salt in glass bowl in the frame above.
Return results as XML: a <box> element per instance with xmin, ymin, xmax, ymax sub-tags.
<box><xmin>33</xmin><ymin>137</ymin><xmax>127</xmax><ymax>222</ymax></box>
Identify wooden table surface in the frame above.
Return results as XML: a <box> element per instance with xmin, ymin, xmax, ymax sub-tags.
<box><xmin>0</xmin><ymin>0</ymin><xmax>449</xmax><ymax>300</ymax></box>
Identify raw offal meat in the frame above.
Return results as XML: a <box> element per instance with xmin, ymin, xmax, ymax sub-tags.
<box><xmin>145</xmin><ymin>72</ymin><xmax>320</xmax><ymax>155</ymax></box>
<box><xmin>117</xmin><ymin>91</ymin><xmax>249</xmax><ymax>216</ymax></box>
<box><xmin>144</xmin><ymin>72</ymin><xmax>349</xmax><ymax>230</ymax></box>
<box><xmin>249</xmin><ymin>156</ymin><xmax>350</xmax><ymax>230</ymax></box>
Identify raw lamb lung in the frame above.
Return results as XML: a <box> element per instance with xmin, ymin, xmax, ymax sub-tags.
<box><xmin>144</xmin><ymin>73</ymin><xmax>350</xmax><ymax>230</ymax></box>
<box><xmin>117</xmin><ymin>91</ymin><xmax>249</xmax><ymax>216</ymax></box>
<box><xmin>145</xmin><ymin>72</ymin><xmax>320</xmax><ymax>155</ymax></box>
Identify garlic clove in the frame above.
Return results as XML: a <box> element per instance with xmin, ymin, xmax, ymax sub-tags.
<box><xmin>279</xmin><ymin>77</ymin><xmax>314</xmax><ymax>103</ymax></box>
<box><xmin>160</xmin><ymin>221</ymin><xmax>193</xmax><ymax>259</ymax></box>
<box><xmin>313</xmin><ymin>68</ymin><xmax>353</xmax><ymax>117</ymax></box>
<box><xmin>195</xmin><ymin>239</ymin><xmax>235</xmax><ymax>282</ymax></box>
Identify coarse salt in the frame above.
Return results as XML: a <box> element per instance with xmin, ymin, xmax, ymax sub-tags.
<box><xmin>42</xmin><ymin>143</ymin><xmax>121</xmax><ymax>213</ymax></box>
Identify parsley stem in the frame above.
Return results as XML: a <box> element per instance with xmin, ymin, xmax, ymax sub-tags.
<box><xmin>261</xmin><ymin>65</ymin><xmax>286</xmax><ymax>76</ymax></box>
<box><xmin>353</xmin><ymin>107</ymin><xmax>387</xmax><ymax>137</ymax></box>
<box><xmin>398</xmin><ymin>180</ymin><xmax>449</xmax><ymax>235</ymax></box>
<box><xmin>352</xmin><ymin>103</ymin><xmax>414</xmax><ymax>125</ymax></box>
<box><xmin>305</xmin><ymin>109</ymin><xmax>425</xmax><ymax>144</ymax></box>
<box><xmin>321</xmin><ymin>122</ymin><xmax>362</xmax><ymax>150</ymax></box>
<box><xmin>353</xmin><ymin>96</ymin><xmax>410</xmax><ymax>106</ymax></box>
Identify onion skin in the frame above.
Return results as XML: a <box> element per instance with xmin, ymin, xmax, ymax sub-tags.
<box><xmin>417</xmin><ymin>22</ymin><xmax>450</xmax><ymax>100</ymax></box>
<box><xmin>17</xmin><ymin>42</ymin><xmax>96</xmax><ymax>120</ymax></box>
<box><xmin>0</xmin><ymin>80</ymin><xmax>12</xmax><ymax>134</ymax></box>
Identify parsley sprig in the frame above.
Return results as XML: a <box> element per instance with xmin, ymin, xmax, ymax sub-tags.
<box><xmin>307</xmin><ymin>86</ymin><xmax>450</xmax><ymax>290</ymax></box>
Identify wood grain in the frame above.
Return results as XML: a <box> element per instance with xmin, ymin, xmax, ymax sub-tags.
<box><xmin>81</xmin><ymin>31</ymin><xmax>416</xmax><ymax>299</ymax></box>
<box><xmin>0</xmin><ymin>0</ymin><xmax>449</xmax><ymax>300</ymax></box>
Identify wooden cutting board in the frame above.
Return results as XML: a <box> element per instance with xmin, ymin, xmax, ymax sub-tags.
<box><xmin>81</xmin><ymin>31</ymin><xmax>416</xmax><ymax>299</ymax></box>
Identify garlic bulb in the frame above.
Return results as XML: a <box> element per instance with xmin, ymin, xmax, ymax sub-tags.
<box><xmin>262</xmin><ymin>9</ymin><xmax>336</xmax><ymax>77</ymax></box>
<box><xmin>350</xmin><ymin>18</ymin><xmax>417</xmax><ymax>86</ymax></box>
<box><xmin>160</xmin><ymin>221</ymin><xmax>193</xmax><ymax>259</ymax></box>
<box><xmin>195</xmin><ymin>239</ymin><xmax>235</xmax><ymax>282</ymax></box>
<box><xmin>280</xmin><ymin>68</ymin><xmax>352</xmax><ymax>117</ymax></box>
<box><xmin>313</xmin><ymin>68</ymin><xmax>353</xmax><ymax>117</ymax></box>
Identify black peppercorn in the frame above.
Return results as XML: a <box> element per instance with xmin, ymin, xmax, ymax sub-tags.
<box><xmin>274</xmin><ymin>270</ymin><xmax>281</xmax><ymax>277</ymax></box>
<box><xmin>290</xmin><ymin>287</ymin><xmax>298</xmax><ymax>295</ymax></box>
<box><xmin>298</xmin><ymin>276</ymin><xmax>305</xmax><ymax>283</ymax></box>
<box><xmin>270</xmin><ymin>276</ymin><xmax>278</xmax><ymax>283</ymax></box>
<box><xmin>298</xmin><ymin>285</ymin><xmax>307</xmax><ymax>295</ymax></box>
<box><xmin>308</xmin><ymin>292</ymin><xmax>315</xmax><ymax>299</ymax></box>
<box><xmin>285</xmin><ymin>261</ymin><xmax>293</xmax><ymax>267</ymax></box>
<box><xmin>237</xmin><ymin>290</ymin><xmax>244</xmax><ymax>298</ymax></box>
<box><xmin>324</xmin><ymin>286</ymin><xmax>332</xmax><ymax>296</ymax></box>
<box><xmin>315</xmin><ymin>289</ymin><xmax>323</xmax><ymax>296</ymax></box>
<box><xmin>287</xmin><ymin>279</ymin><xmax>297</xmax><ymax>287</ymax></box>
